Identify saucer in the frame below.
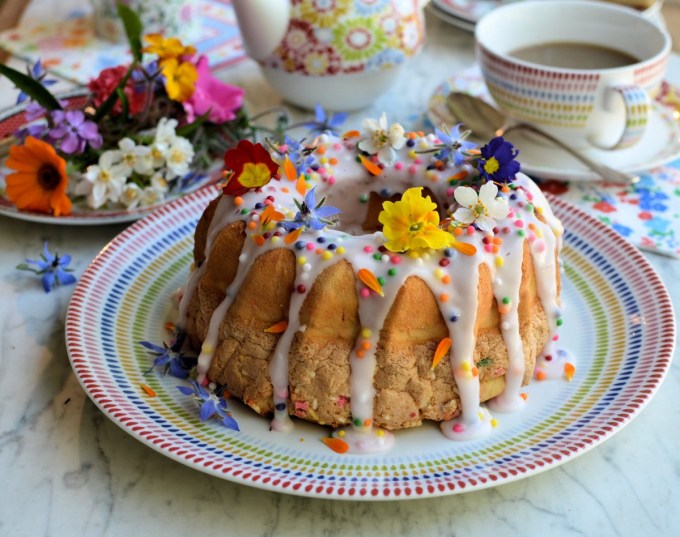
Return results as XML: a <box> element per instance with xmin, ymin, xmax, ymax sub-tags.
<box><xmin>430</xmin><ymin>0</ymin><xmax>663</xmax><ymax>30</ymax></box>
<box><xmin>427</xmin><ymin>71</ymin><xmax>680</xmax><ymax>181</ymax></box>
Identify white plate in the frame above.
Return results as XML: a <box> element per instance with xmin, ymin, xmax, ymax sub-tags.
<box><xmin>427</xmin><ymin>72</ymin><xmax>680</xmax><ymax>181</ymax></box>
<box><xmin>65</xmin><ymin>186</ymin><xmax>675</xmax><ymax>499</ymax></box>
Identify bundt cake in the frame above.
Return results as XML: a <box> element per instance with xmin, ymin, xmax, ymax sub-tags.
<box><xmin>177</xmin><ymin>118</ymin><xmax>564</xmax><ymax>452</ymax></box>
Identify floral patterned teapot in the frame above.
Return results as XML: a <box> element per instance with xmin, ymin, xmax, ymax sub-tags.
<box><xmin>232</xmin><ymin>0</ymin><xmax>430</xmax><ymax>110</ymax></box>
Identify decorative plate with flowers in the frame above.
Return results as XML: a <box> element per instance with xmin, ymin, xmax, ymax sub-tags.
<box><xmin>0</xmin><ymin>5</ymin><xmax>248</xmax><ymax>224</ymax></box>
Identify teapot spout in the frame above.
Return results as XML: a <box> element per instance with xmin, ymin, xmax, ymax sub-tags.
<box><xmin>232</xmin><ymin>0</ymin><xmax>291</xmax><ymax>61</ymax></box>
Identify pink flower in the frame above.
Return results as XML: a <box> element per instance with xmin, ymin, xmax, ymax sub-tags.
<box><xmin>183</xmin><ymin>56</ymin><xmax>244</xmax><ymax>124</ymax></box>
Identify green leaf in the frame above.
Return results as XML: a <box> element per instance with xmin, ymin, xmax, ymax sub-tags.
<box><xmin>176</xmin><ymin>111</ymin><xmax>211</xmax><ymax>138</ymax></box>
<box><xmin>116</xmin><ymin>87</ymin><xmax>129</xmax><ymax>118</ymax></box>
<box><xmin>117</xmin><ymin>3</ymin><xmax>144</xmax><ymax>62</ymax></box>
<box><xmin>0</xmin><ymin>64</ymin><xmax>62</xmax><ymax>110</ymax></box>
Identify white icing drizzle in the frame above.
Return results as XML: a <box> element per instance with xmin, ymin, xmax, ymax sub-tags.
<box><xmin>178</xmin><ymin>132</ymin><xmax>564</xmax><ymax>451</ymax></box>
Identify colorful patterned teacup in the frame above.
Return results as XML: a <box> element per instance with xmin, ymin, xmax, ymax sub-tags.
<box><xmin>476</xmin><ymin>0</ymin><xmax>671</xmax><ymax>150</ymax></box>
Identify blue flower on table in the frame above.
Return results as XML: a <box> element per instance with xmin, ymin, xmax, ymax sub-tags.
<box><xmin>434</xmin><ymin>124</ymin><xmax>477</xmax><ymax>166</ymax></box>
<box><xmin>303</xmin><ymin>104</ymin><xmax>347</xmax><ymax>137</ymax></box>
<box><xmin>17</xmin><ymin>242</ymin><xmax>77</xmax><ymax>293</ymax></box>
<box><xmin>177</xmin><ymin>380</ymin><xmax>240</xmax><ymax>431</ymax></box>
<box><xmin>280</xmin><ymin>186</ymin><xmax>341</xmax><ymax>231</ymax></box>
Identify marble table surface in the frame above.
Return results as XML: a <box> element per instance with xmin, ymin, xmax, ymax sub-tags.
<box><xmin>1</xmin><ymin>11</ymin><xmax>679</xmax><ymax>537</ymax></box>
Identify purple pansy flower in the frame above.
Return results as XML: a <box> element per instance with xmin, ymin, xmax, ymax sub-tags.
<box><xmin>16</xmin><ymin>60</ymin><xmax>57</xmax><ymax>104</ymax></box>
<box><xmin>434</xmin><ymin>124</ymin><xmax>477</xmax><ymax>166</ymax></box>
<box><xmin>49</xmin><ymin>110</ymin><xmax>103</xmax><ymax>154</ymax></box>
<box><xmin>17</xmin><ymin>241</ymin><xmax>77</xmax><ymax>293</ymax></box>
<box><xmin>177</xmin><ymin>380</ymin><xmax>240</xmax><ymax>431</ymax></box>
<box><xmin>281</xmin><ymin>186</ymin><xmax>341</xmax><ymax>231</ymax></box>
<box><xmin>477</xmin><ymin>136</ymin><xmax>520</xmax><ymax>183</ymax></box>
<box><xmin>304</xmin><ymin>104</ymin><xmax>347</xmax><ymax>136</ymax></box>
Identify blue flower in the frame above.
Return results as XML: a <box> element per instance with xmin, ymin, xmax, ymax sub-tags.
<box><xmin>281</xmin><ymin>186</ymin><xmax>341</xmax><ymax>231</ymax></box>
<box><xmin>434</xmin><ymin>124</ymin><xmax>476</xmax><ymax>166</ymax></box>
<box><xmin>477</xmin><ymin>136</ymin><xmax>520</xmax><ymax>183</ymax></box>
<box><xmin>140</xmin><ymin>332</ymin><xmax>194</xmax><ymax>378</ymax></box>
<box><xmin>304</xmin><ymin>104</ymin><xmax>347</xmax><ymax>136</ymax></box>
<box><xmin>177</xmin><ymin>380</ymin><xmax>240</xmax><ymax>431</ymax></box>
<box><xmin>18</xmin><ymin>242</ymin><xmax>77</xmax><ymax>293</ymax></box>
<box><xmin>16</xmin><ymin>60</ymin><xmax>57</xmax><ymax>104</ymax></box>
<box><xmin>282</xmin><ymin>135</ymin><xmax>315</xmax><ymax>175</ymax></box>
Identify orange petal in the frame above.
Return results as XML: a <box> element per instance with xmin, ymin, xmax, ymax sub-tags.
<box><xmin>141</xmin><ymin>384</ymin><xmax>157</xmax><ymax>397</ymax></box>
<box><xmin>431</xmin><ymin>337</ymin><xmax>451</xmax><ymax>370</ymax></box>
<box><xmin>358</xmin><ymin>268</ymin><xmax>384</xmax><ymax>297</ymax></box>
<box><xmin>296</xmin><ymin>175</ymin><xmax>307</xmax><ymax>196</ymax></box>
<box><xmin>283</xmin><ymin>156</ymin><xmax>297</xmax><ymax>182</ymax></box>
<box><xmin>284</xmin><ymin>227</ymin><xmax>303</xmax><ymax>245</ymax></box>
<box><xmin>448</xmin><ymin>170</ymin><xmax>469</xmax><ymax>181</ymax></box>
<box><xmin>360</xmin><ymin>155</ymin><xmax>382</xmax><ymax>176</ymax></box>
<box><xmin>564</xmin><ymin>362</ymin><xmax>575</xmax><ymax>382</ymax></box>
<box><xmin>321</xmin><ymin>437</ymin><xmax>349</xmax><ymax>454</ymax></box>
<box><xmin>342</xmin><ymin>130</ymin><xmax>361</xmax><ymax>139</ymax></box>
<box><xmin>264</xmin><ymin>321</ymin><xmax>288</xmax><ymax>333</ymax></box>
<box><xmin>451</xmin><ymin>240</ymin><xmax>477</xmax><ymax>256</ymax></box>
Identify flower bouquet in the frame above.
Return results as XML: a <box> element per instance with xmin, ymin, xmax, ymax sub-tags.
<box><xmin>0</xmin><ymin>4</ymin><xmax>252</xmax><ymax>220</ymax></box>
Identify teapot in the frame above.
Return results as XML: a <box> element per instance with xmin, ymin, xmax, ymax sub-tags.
<box><xmin>232</xmin><ymin>0</ymin><xmax>431</xmax><ymax>111</ymax></box>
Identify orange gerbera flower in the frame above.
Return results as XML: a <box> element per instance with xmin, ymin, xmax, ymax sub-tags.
<box><xmin>5</xmin><ymin>136</ymin><xmax>72</xmax><ymax>216</ymax></box>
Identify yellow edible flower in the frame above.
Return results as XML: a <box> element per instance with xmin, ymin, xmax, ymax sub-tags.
<box><xmin>161</xmin><ymin>58</ymin><xmax>198</xmax><ymax>102</ymax></box>
<box><xmin>143</xmin><ymin>34</ymin><xmax>196</xmax><ymax>61</ymax></box>
<box><xmin>379</xmin><ymin>187</ymin><xmax>454</xmax><ymax>253</ymax></box>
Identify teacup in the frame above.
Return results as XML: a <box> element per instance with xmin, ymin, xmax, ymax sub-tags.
<box><xmin>475</xmin><ymin>0</ymin><xmax>671</xmax><ymax>150</ymax></box>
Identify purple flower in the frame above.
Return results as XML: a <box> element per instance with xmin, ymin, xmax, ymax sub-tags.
<box><xmin>281</xmin><ymin>186</ymin><xmax>341</xmax><ymax>231</ymax></box>
<box><xmin>434</xmin><ymin>124</ymin><xmax>476</xmax><ymax>166</ymax></box>
<box><xmin>17</xmin><ymin>241</ymin><xmax>77</xmax><ymax>293</ymax></box>
<box><xmin>49</xmin><ymin>110</ymin><xmax>103</xmax><ymax>154</ymax></box>
<box><xmin>16</xmin><ymin>60</ymin><xmax>57</xmax><ymax>104</ymax></box>
<box><xmin>477</xmin><ymin>136</ymin><xmax>520</xmax><ymax>183</ymax></box>
<box><xmin>140</xmin><ymin>332</ymin><xmax>194</xmax><ymax>379</ymax></box>
<box><xmin>304</xmin><ymin>104</ymin><xmax>347</xmax><ymax>136</ymax></box>
<box><xmin>177</xmin><ymin>380</ymin><xmax>239</xmax><ymax>431</ymax></box>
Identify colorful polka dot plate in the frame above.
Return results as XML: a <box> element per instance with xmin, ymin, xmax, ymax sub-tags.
<box><xmin>65</xmin><ymin>186</ymin><xmax>675</xmax><ymax>500</ymax></box>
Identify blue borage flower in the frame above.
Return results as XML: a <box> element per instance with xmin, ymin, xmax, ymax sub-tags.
<box><xmin>140</xmin><ymin>332</ymin><xmax>195</xmax><ymax>379</ymax></box>
<box><xmin>434</xmin><ymin>124</ymin><xmax>477</xmax><ymax>166</ymax></box>
<box><xmin>278</xmin><ymin>135</ymin><xmax>316</xmax><ymax>176</ymax></box>
<box><xmin>477</xmin><ymin>136</ymin><xmax>520</xmax><ymax>183</ymax></box>
<box><xmin>17</xmin><ymin>241</ymin><xmax>77</xmax><ymax>293</ymax></box>
<box><xmin>177</xmin><ymin>380</ymin><xmax>240</xmax><ymax>431</ymax></box>
<box><xmin>16</xmin><ymin>60</ymin><xmax>57</xmax><ymax>104</ymax></box>
<box><xmin>281</xmin><ymin>186</ymin><xmax>341</xmax><ymax>231</ymax></box>
<box><xmin>303</xmin><ymin>103</ymin><xmax>348</xmax><ymax>136</ymax></box>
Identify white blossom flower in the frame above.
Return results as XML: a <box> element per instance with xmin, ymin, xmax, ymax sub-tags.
<box><xmin>118</xmin><ymin>137</ymin><xmax>153</xmax><ymax>175</ymax></box>
<box><xmin>76</xmin><ymin>150</ymin><xmax>128</xmax><ymax>209</ymax></box>
<box><xmin>119</xmin><ymin>183</ymin><xmax>143</xmax><ymax>209</ymax></box>
<box><xmin>453</xmin><ymin>182</ymin><xmax>509</xmax><ymax>233</ymax></box>
<box><xmin>164</xmin><ymin>136</ymin><xmax>195</xmax><ymax>179</ymax></box>
<box><xmin>140</xmin><ymin>186</ymin><xmax>165</xmax><ymax>207</ymax></box>
<box><xmin>150</xmin><ymin>117</ymin><xmax>179</xmax><ymax>168</ymax></box>
<box><xmin>358</xmin><ymin>113</ymin><xmax>405</xmax><ymax>166</ymax></box>
<box><xmin>150</xmin><ymin>171</ymin><xmax>170</xmax><ymax>193</ymax></box>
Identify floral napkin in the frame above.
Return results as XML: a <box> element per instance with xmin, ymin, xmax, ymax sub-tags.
<box><xmin>0</xmin><ymin>0</ymin><xmax>245</xmax><ymax>84</ymax></box>
<box><xmin>428</xmin><ymin>71</ymin><xmax>680</xmax><ymax>258</ymax></box>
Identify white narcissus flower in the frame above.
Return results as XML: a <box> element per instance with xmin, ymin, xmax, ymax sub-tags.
<box><xmin>140</xmin><ymin>186</ymin><xmax>165</xmax><ymax>207</ymax></box>
<box><xmin>120</xmin><ymin>183</ymin><xmax>143</xmax><ymax>209</ymax></box>
<box><xmin>150</xmin><ymin>117</ymin><xmax>179</xmax><ymax>168</ymax></box>
<box><xmin>118</xmin><ymin>137</ymin><xmax>153</xmax><ymax>175</ymax></box>
<box><xmin>453</xmin><ymin>182</ymin><xmax>509</xmax><ymax>233</ymax></box>
<box><xmin>76</xmin><ymin>150</ymin><xmax>128</xmax><ymax>209</ymax></box>
<box><xmin>150</xmin><ymin>171</ymin><xmax>169</xmax><ymax>193</ymax></box>
<box><xmin>358</xmin><ymin>113</ymin><xmax>405</xmax><ymax>166</ymax></box>
<box><xmin>165</xmin><ymin>136</ymin><xmax>195</xmax><ymax>179</ymax></box>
